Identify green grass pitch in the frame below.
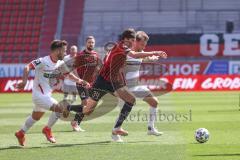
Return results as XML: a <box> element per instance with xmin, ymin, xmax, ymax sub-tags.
<box><xmin>0</xmin><ymin>91</ymin><xmax>240</xmax><ymax>160</ymax></box>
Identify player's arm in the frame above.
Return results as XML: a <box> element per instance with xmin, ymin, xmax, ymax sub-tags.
<box><xmin>92</xmin><ymin>56</ymin><xmax>103</xmax><ymax>78</ymax></box>
<box><xmin>16</xmin><ymin>63</ymin><xmax>35</xmax><ymax>90</ymax></box>
<box><xmin>128</xmin><ymin>50</ymin><xmax>167</xmax><ymax>59</ymax></box>
<box><xmin>110</xmin><ymin>54</ymin><xmax>125</xmax><ymax>83</ymax></box>
<box><xmin>67</xmin><ymin>73</ymin><xmax>90</xmax><ymax>88</ymax></box>
<box><xmin>143</xmin><ymin>55</ymin><xmax>160</xmax><ymax>62</ymax></box>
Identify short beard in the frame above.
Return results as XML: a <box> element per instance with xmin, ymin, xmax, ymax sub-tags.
<box><xmin>57</xmin><ymin>55</ymin><xmax>63</xmax><ymax>60</ymax></box>
<box><xmin>87</xmin><ymin>47</ymin><xmax>93</xmax><ymax>51</ymax></box>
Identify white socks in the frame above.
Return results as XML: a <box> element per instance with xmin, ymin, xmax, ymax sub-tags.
<box><xmin>47</xmin><ymin>112</ymin><xmax>59</xmax><ymax>128</ymax></box>
<box><xmin>72</xmin><ymin>94</ymin><xmax>77</xmax><ymax>102</ymax></box>
<box><xmin>148</xmin><ymin>107</ymin><xmax>157</xmax><ymax>129</ymax></box>
<box><xmin>21</xmin><ymin>115</ymin><xmax>37</xmax><ymax>133</ymax></box>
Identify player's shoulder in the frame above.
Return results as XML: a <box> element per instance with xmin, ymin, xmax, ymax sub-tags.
<box><xmin>30</xmin><ymin>56</ymin><xmax>45</xmax><ymax>69</ymax></box>
<box><xmin>43</xmin><ymin>55</ymin><xmax>62</xmax><ymax>65</ymax></box>
<box><xmin>32</xmin><ymin>56</ymin><xmax>45</xmax><ymax>64</ymax></box>
<box><xmin>117</xmin><ymin>41</ymin><xmax>131</xmax><ymax>52</ymax></box>
<box><xmin>79</xmin><ymin>50</ymin><xmax>85</xmax><ymax>55</ymax></box>
<box><xmin>40</xmin><ymin>55</ymin><xmax>50</xmax><ymax>62</ymax></box>
<box><xmin>63</xmin><ymin>55</ymin><xmax>70</xmax><ymax>61</ymax></box>
<box><xmin>91</xmin><ymin>50</ymin><xmax>100</xmax><ymax>57</ymax></box>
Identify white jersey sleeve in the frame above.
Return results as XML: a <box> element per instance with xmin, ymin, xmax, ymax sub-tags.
<box><xmin>31</xmin><ymin>58</ymin><xmax>44</xmax><ymax>69</ymax></box>
<box><xmin>63</xmin><ymin>55</ymin><xmax>76</xmax><ymax>86</ymax></box>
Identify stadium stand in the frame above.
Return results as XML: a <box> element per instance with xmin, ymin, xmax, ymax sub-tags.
<box><xmin>61</xmin><ymin>0</ymin><xmax>84</xmax><ymax>47</ymax></box>
<box><xmin>80</xmin><ymin>0</ymin><xmax>240</xmax><ymax>46</ymax></box>
<box><xmin>0</xmin><ymin>0</ymin><xmax>44</xmax><ymax>63</ymax></box>
<box><xmin>38</xmin><ymin>0</ymin><xmax>60</xmax><ymax>57</ymax></box>
<box><xmin>0</xmin><ymin>0</ymin><xmax>239</xmax><ymax>63</ymax></box>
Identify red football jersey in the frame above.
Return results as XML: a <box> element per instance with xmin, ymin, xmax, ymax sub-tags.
<box><xmin>76</xmin><ymin>50</ymin><xmax>101</xmax><ymax>84</ymax></box>
<box><xmin>100</xmin><ymin>41</ymin><xmax>131</xmax><ymax>84</ymax></box>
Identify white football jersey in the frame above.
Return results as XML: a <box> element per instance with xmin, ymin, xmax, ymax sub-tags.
<box><xmin>63</xmin><ymin>55</ymin><xmax>76</xmax><ymax>86</ymax></box>
<box><xmin>125</xmin><ymin>55</ymin><xmax>143</xmax><ymax>87</ymax></box>
<box><xmin>31</xmin><ymin>55</ymin><xmax>64</xmax><ymax>96</ymax></box>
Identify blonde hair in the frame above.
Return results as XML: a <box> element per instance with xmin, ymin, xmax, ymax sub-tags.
<box><xmin>136</xmin><ymin>31</ymin><xmax>149</xmax><ymax>42</ymax></box>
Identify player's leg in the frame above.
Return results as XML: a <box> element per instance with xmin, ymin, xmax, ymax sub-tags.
<box><xmin>63</xmin><ymin>92</ymin><xmax>68</xmax><ymax>100</ymax></box>
<box><xmin>70</xmin><ymin>85</ymin><xmax>89</xmax><ymax>131</ymax></box>
<box><xmin>129</xmin><ymin>85</ymin><xmax>163</xmax><ymax>136</ymax></box>
<box><xmin>72</xmin><ymin>92</ymin><xmax>77</xmax><ymax>102</ymax></box>
<box><xmin>15</xmin><ymin>110</ymin><xmax>45</xmax><ymax>146</ymax></box>
<box><xmin>112</xmin><ymin>86</ymin><xmax>136</xmax><ymax>137</ymax></box>
<box><xmin>65</xmin><ymin>76</ymin><xmax>108</xmax><ymax>116</ymax></box>
<box><xmin>40</xmin><ymin>97</ymin><xmax>59</xmax><ymax>143</ymax></box>
<box><xmin>69</xmin><ymin>85</ymin><xmax>77</xmax><ymax>103</ymax></box>
<box><xmin>71</xmin><ymin>93</ymin><xmax>87</xmax><ymax>132</ymax></box>
<box><xmin>63</xmin><ymin>83</ymin><xmax>69</xmax><ymax>100</ymax></box>
<box><xmin>143</xmin><ymin>95</ymin><xmax>163</xmax><ymax>136</ymax></box>
<box><xmin>42</xmin><ymin>111</ymin><xmax>60</xmax><ymax>143</ymax></box>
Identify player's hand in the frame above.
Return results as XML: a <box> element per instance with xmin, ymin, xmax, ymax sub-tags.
<box><xmin>77</xmin><ymin>79</ymin><xmax>90</xmax><ymax>88</ymax></box>
<box><xmin>16</xmin><ymin>81</ymin><xmax>26</xmax><ymax>90</ymax></box>
<box><xmin>148</xmin><ymin>55</ymin><xmax>159</xmax><ymax>61</ymax></box>
<box><xmin>153</xmin><ymin>51</ymin><xmax>167</xmax><ymax>59</ymax></box>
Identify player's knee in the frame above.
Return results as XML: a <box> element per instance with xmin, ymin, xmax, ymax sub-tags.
<box><xmin>83</xmin><ymin>105</ymin><xmax>95</xmax><ymax>115</ymax></box>
<box><xmin>32</xmin><ymin>116</ymin><xmax>40</xmax><ymax>121</ymax></box>
<box><xmin>31</xmin><ymin>115</ymin><xmax>41</xmax><ymax>121</ymax></box>
<box><xmin>84</xmin><ymin>106</ymin><xmax>95</xmax><ymax>115</ymax></box>
<box><xmin>127</xmin><ymin>96</ymin><xmax>136</xmax><ymax>105</ymax></box>
<box><xmin>85</xmin><ymin>109</ymin><xmax>93</xmax><ymax>115</ymax></box>
<box><xmin>50</xmin><ymin>105</ymin><xmax>62</xmax><ymax>113</ymax></box>
<box><xmin>148</xmin><ymin>97</ymin><xmax>159</xmax><ymax>107</ymax></box>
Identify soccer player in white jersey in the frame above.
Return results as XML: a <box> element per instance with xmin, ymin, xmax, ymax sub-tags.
<box><xmin>15</xmin><ymin>40</ymin><xmax>89</xmax><ymax>146</ymax></box>
<box><xmin>62</xmin><ymin>45</ymin><xmax>78</xmax><ymax>102</ymax></box>
<box><xmin>125</xmin><ymin>31</ymin><xmax>167</xmax><ymax>136</ymax></box>
<box><xmin>62</xmin><ymin>45</ymin><xmax>85</xmax><ymax>132</ymax></box>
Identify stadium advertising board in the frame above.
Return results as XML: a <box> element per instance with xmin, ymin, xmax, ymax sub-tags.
<box><xmin>140</xmin><ymin>75</ymin><xmax>240</xmax><ymax>91</ymax></box>
<box><xmin>141</xmin><ymin>60</ymin><xmax>230</xmax><ymax>76</ymax></box>
<box><xmin>229</xmin><ymin>61</ymin><xmax>240</xmax><ymax>75</ymax></box>
<box><xmin>0</xmin><ymin>78</ymin><xmax>34</xmax><ymax>92</ymax></box>
<box><xmin>147</xmin><ymin>33</ymin><xmax>240</xmax><ymax>57</ymax></box>
<box><xmin>1</xmin><ymin>75</ymin><xmax>239</xmax><ymax>93</ymax></box>
<box><xmin>0</xmin><ymin>64</ymin><xmax>34</xmax><ymax>78</ymax></box>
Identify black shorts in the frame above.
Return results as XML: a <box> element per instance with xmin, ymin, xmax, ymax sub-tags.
<box><xmin>76</xmin><ymin>85</ymin><xmax>89</xmax><ymax>100</ymax></box>
<box><xmin>89</xmin><ymin>75</ymin><xmax>124</xmax><ymax>101</ymax></box>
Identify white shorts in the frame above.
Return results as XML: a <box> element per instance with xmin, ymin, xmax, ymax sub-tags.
<box><xmin>62</xmin><ymin>83</ymin><xmax>77</xmax><ymax>94</ymax></box>
<box><xmin>32</xmin><ymin>94</ymin><xmax>58</xmax><ymax>112</ymax></box>
<box><xmin>117</xmin><ymin>85</ymin><xmax>153</xmax><ymax>108</ymax></box>
<box><xmin>128</xmin><ymin>85</ymin><xmax>152</xmax><ymax>99</ymax></box>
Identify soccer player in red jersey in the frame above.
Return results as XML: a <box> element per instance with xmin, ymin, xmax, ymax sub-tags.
<box><xmin>65</xmin><ymin>28</ymin><xmax>166</xmax><ymax>142</ymax></box>
<box><xmin>72</xmin><ymin>36</ymin><xmax>102</xmax><ymax>131</ymax></box>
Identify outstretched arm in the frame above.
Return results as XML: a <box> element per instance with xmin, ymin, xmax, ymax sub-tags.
<box><xmin>128</xmin><ymin>50</ymin><xmax>167</xmax><ymax>59</ymax></box>
<box><xmin>67</xmin><ymin>73</ymin><xmax>90</xmax><ymax>88</ymax></box>
<box><xmin>16</xmin><ymin>63</ymin><xmax>34</xmax><ymax>90</ymax></box>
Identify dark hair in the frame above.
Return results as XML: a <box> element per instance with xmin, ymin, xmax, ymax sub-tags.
<box><xmin>120</xmin><ymin>28</ymin><xmax>136</xmax><ymax>40</ymax></box>
<box><xmin>86</xmin><ymin>36</ymin><xmax>95</xmax><ymax>42</ymax></box>
<box><xmin>50</xmin><ymin>40</ymin><xmax>68</xmax><ymax>51</ymax></box>
<box><xmin>136</xmin><ymin>31</ymin><xmax>149</xmax><ymax>42</ymax></box>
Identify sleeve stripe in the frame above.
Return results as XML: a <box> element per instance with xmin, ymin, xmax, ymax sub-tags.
<box><xmin>29</xmin><ymin>63</ymin><xmax>35</xmax><ymax>69</ymax></box>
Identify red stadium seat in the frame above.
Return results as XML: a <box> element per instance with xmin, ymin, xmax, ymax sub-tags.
<box><xmin>1</xmin><ymin>31</ymin><xmax>8</xmax><ymax>37</ymax></box>
<box><xmin>25</xmin><ymin>31</ymin><xmax>32</xmax><ymax>36</ymax></box>
<box><xmin>15</xmin><ymin>44</ymin><xmax>23</xmax><ymax>51</ymax></box>
<box><xmin>25</xmin><ymin>37</ymin><xmax>32</xmax><ymax>43</ymax></box>
<box><xmin>32</xmin><ymin>37</ymin><xmax>39</xmax><ymax>43</ymax></box>
<box><xmin>7</xmin><ymin>37</ymin><xmax>15</xmax><ymax>43</ymax></box>
<box><xmin>32</xmin><ymin>44</ymin><xmax>39</xmax><ymax>50</ymax></box>
<box><xmin>15</xmin><ymin>37</ymin><xmax>22</xmax><ymax>43</ymax></box>
<box><xmin>0</xmin><ymin>45</ymin><xmax>5</xmax><ymax>51</ymax></box>
<box><xmin>3</xmin><ymin>18</ymin><xmax>10</xmax><ymax>24</ymax></box>
<box><xmin>8</xmin><ymin>31</ymin><xmax>17</xmax><ymax>37</ymax></box>
<box><xmin>0</xmin><ymin>0</ymin><xmax>44</xmax><ymax>63</ymax></box>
